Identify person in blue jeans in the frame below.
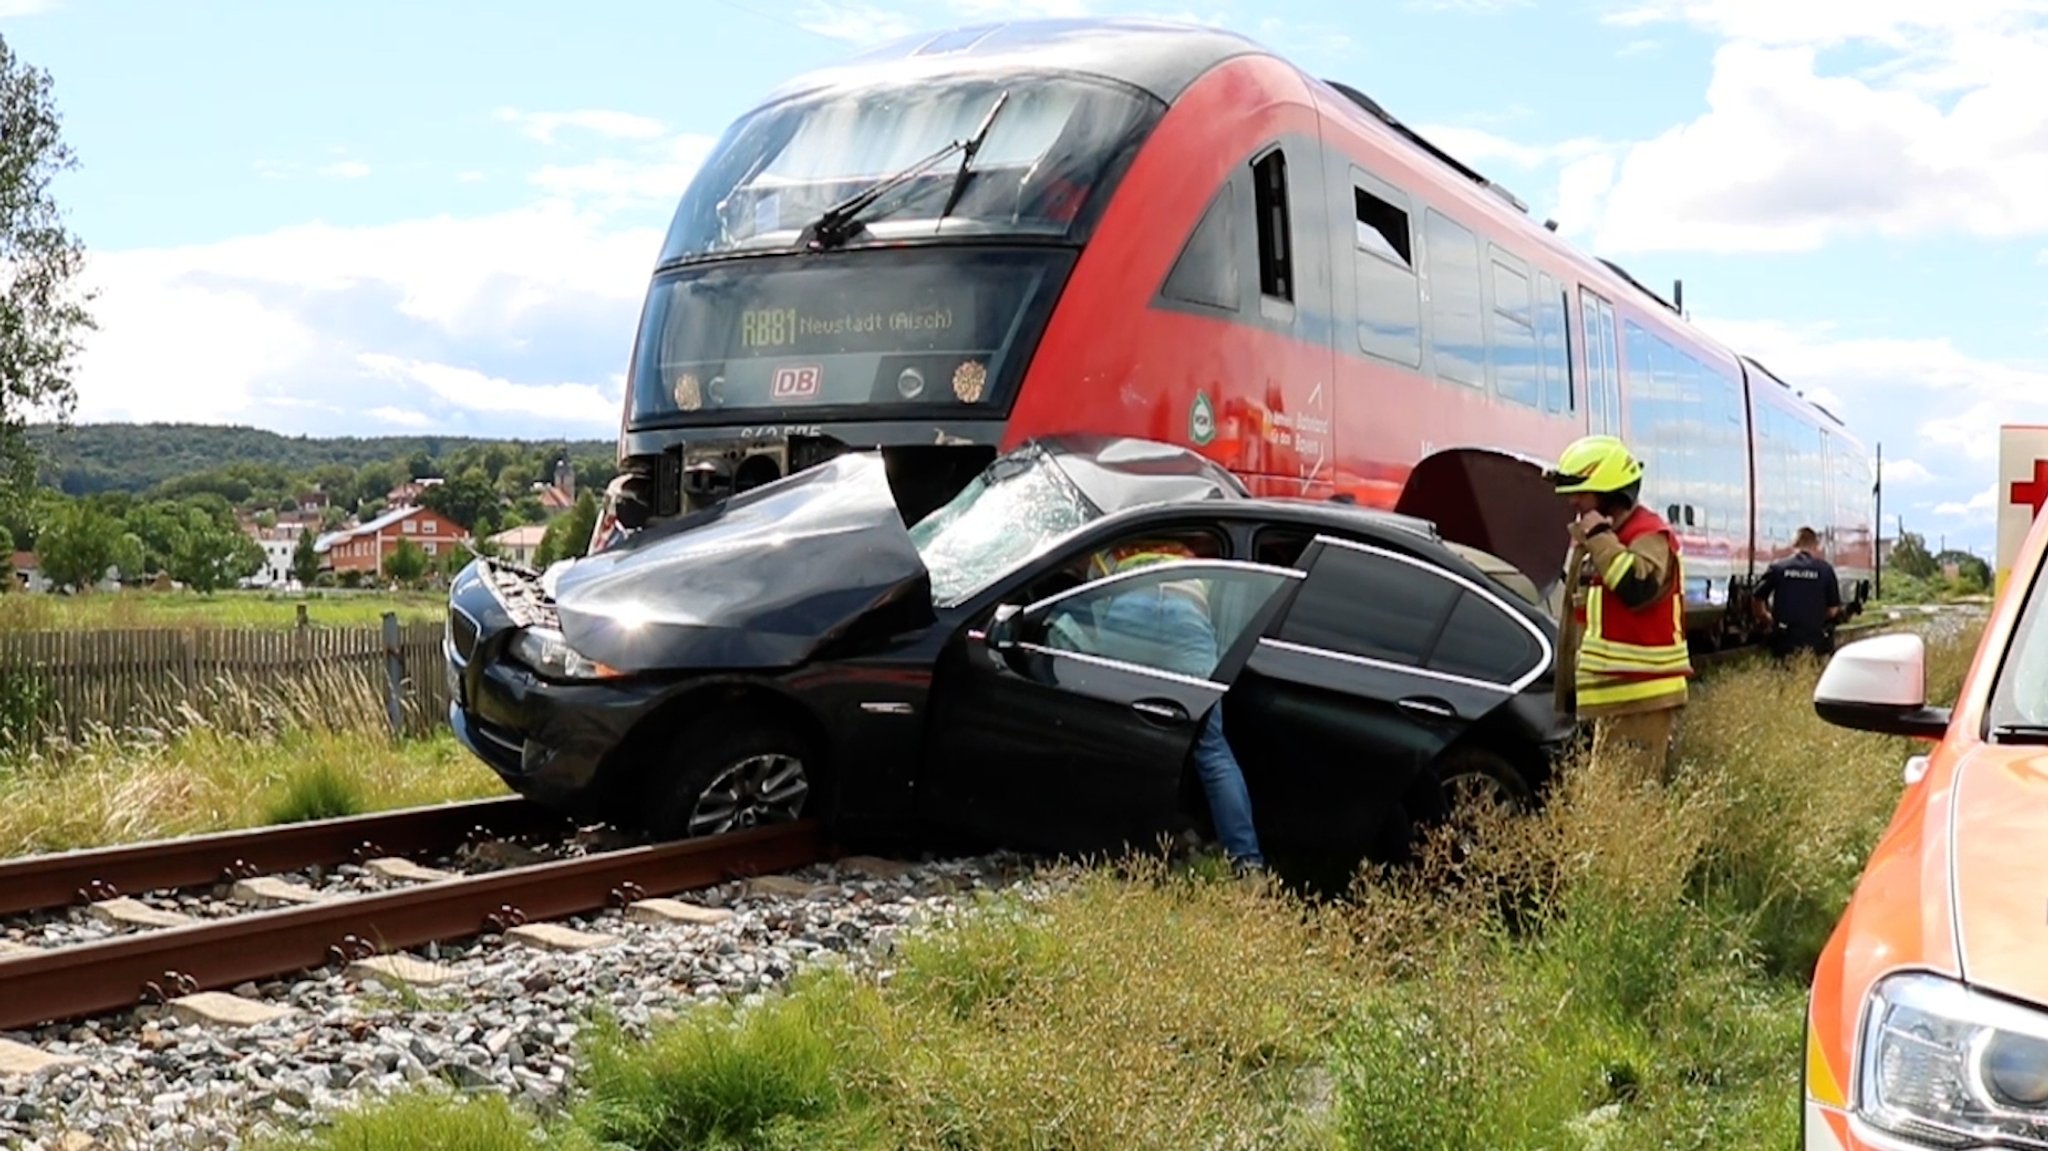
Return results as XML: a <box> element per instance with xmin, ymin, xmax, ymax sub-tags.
<box><xmin>1082</xmin><ymin>541</ymin><xmax>1266</xmax><ymax>874</ymax></box>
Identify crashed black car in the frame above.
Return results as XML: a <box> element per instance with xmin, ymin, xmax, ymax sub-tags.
<box><xmin>445</xmin><ymin>435</ymin><xmax>1577</xmax><ymax>863</ymax></box>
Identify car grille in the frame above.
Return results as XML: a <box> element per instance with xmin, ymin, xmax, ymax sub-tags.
<box><xmin>446</xmin><ymin>605</ymin><xmax>480</xmax><ymax>663</ymax></box>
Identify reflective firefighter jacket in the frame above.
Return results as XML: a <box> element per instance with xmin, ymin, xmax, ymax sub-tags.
<box><xmin>1570</xmin><ymin>505</ymin><xmax>1693</xmax><ymax>716</ymax></box>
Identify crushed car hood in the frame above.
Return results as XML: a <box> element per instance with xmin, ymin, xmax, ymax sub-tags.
<box><xmin>1949</xmin><ymin>743</ymin><xmax>2048</xmax><ymax>1008</ymax></box>
<box><xmin>540</xmin><ymin>452</ymin><xmax>935</xmax><ymax>672</ymax></box>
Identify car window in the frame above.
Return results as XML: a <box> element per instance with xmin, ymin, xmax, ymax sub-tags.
<box><xmin>1016</xmin><ymin>524</ymin><xmax>1232</xmax><ymax>605</ymax></box>
<box><xmin>1427</xmin><ymin>589</ymin><xmax>1544</xmax><ymax>683</ymax></box>
<box><xmin>1030</xmin><ymin>562</ymin><xmax>1299</xmax><ymax>681</ymax></box>
<box><xmin>1275</xmin><ymin>542</ymin><xmax>1460</xmax><ymax>666</ymax></box>
<box><xmin>1988</xmin><ymin>566</ymin><xmax>2048</xmax><ymax>730</ymax></box>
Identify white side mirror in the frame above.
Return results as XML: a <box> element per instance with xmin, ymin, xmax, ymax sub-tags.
<box><xmin>1813</xmin><ymin>633</ymin><xmax>1950</xmax><ymax>740</ymax></box>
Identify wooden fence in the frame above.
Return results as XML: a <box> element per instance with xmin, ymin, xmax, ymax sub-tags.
<box><xmin>0</xmin><ymin>614</ymin><xmax>451</xmax><ymax>743</ymax></box>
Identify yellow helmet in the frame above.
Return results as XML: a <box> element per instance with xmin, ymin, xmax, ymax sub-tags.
<box><xmin>1548</xmin><ymin>435</ymin><xmax>1643</xmax><ymax>494</ymax></box>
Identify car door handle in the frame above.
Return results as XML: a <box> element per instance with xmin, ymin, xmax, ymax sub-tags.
<box><xmin>1397</xmin><ymin>696</ymin><xmax>1457</xmax><ymax>719</ymax></box>
<box><xmin>1131</xmin><ymin>699</ymin><xmax>1189</xmax><ymax>724</ymax></box>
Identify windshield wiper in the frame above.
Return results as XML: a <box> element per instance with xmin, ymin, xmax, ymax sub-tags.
<box><xmin>1989</xmin><ymin>722</ymin><xmax>2048</xmax><ymax>743</ymax></box>
<box><xmin>799</xmin><ymin>91</ymin><xmax>1010</xmax><ymax>252</ymax></box>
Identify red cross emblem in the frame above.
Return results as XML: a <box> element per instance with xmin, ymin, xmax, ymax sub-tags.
<box><xmin>2015</xmin><ymin>459</ymin><xmax>2048</xmax><ymax>520</ymax></box>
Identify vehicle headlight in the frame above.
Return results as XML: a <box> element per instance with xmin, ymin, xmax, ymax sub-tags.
<box><xmin>510</xmin><ymin>627</ymin><xmax>621</xmax><ymax>681</ymax></box>
<box><xmin>1858</xmin><ymin>971</ymin><xmax>2048</xmax><ymax>1146</ymax></box>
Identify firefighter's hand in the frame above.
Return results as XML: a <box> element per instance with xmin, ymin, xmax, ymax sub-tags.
<box><xmin>1568</xmin><ymin>510</ymin><xmax>1610</xmax><ymax>543</ymax></box>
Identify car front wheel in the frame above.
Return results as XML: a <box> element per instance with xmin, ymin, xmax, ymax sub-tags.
<box><xmin>638</xmin><ymin>719</ymin><xmax>817</xmax><ymax>841</ymax></box>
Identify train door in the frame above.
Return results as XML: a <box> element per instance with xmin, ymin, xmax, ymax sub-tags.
<box><xmin>1578</xmin><ymin>288</ymin><xmax>1620</xmax><ymax>435</ymax></box>
<box><xmin>1240</xmin><ymin>140</ymin><xmax>1336</xmax><ymax>494</ymax></box>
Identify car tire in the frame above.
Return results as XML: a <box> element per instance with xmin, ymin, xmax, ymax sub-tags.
<box><xmin>1432</xmin><ymin>744</ymin><xmax>1534</xmax><ymax>819</ymax></box>
<box><xmin>636</xmin><ymin>717</ymin><xmax>819</xmax><ymax>841</ymax></box>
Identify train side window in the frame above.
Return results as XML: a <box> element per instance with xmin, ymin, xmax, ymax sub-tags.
<box><xmin>1251</xmin><ymin>148</ymin><xmax>1293</xmax><ymax>305</ymax></box>
<box><xmin>1351</xmin><ymin>171</ymin><xmax>1421</xmax><ymax>367</ymax></box>
<box><xmin>1424</xmin><ymin>209</ymin><xmax>1484</xmax><ymax>388</ymax></box>
<box><xmin>1488</xmin><ymin>247</ymin><xmax>1538</xmax><ymax>408</ymax></box>
<box><xmin>1536</xmin><ymin>272</ymin><xmax>1573</xmax><ymax>414</ymax></box>
<box><xmin>1161</xmin><ymin>181</ymin><xmax>1240</xmax><ymax>312</ymax></box>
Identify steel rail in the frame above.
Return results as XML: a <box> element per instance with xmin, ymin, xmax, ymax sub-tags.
<box><xmin>0</xmin><ymin>796</ymin><xmax>577</xmax><ymax>918</ymax></box>
<box><xmin>0</xmin><ymin>819</ymin><xmax>829</xmax><ymax>1032</ymax></box>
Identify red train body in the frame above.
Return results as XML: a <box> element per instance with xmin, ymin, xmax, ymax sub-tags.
<box><xmin>601</xmin><ymin>18</ymin><xmax>1874</xmax><ymax>646</ymax></box>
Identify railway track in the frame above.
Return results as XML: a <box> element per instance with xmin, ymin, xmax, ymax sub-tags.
<box><xmin>0</xmin><ymin>802</ymin><xmax>832</xmax><ymax>1037</ymax></box>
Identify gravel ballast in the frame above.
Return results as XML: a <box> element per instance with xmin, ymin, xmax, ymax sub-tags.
<box><xmin>0</xmin><ymin>852</ymin><xmax>1047</xmax><ymax>1150</ymax></box>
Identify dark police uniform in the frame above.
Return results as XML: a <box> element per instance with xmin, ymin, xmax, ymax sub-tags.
<box><xmin>1755</xmin><ymin>548</ymin><xmax>1843</xmax><ymax>657</ymax></box>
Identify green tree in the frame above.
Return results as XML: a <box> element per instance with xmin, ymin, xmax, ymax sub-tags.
<box><xmin>1889</xmin><ymin>530</ymin><xmax>1938</xmax><ymax>580</ymax></box>
<box><xmin>0</xmin><ymin>523</ymin><xmax>14</xmax><ymax>588</ymax></box>
<box><xmin>291</xmin><ymin>526</ymin><xmax>320</xmax><ymax>585</ymax></box>
<box><xmin>35</xmin><ymin>500</ymin><xmax>120</xmax><ymax>591</ymax></box>
<box><xmin>384</xmin><ymin>538</ymin><xmax>428</xmax><ymax>585</ymax></box>
<box><xmin>563</xmin><ymin>489</ymin><xmax>598</xmax><ymax>559</ymax></box>
<box><xmin>110</xmin><ymin>531</ymin><xmax>145</xmax><ymax>582</ymax></box>
<box><xmin>0</xmin><ymin>36</ymin><xmax>96</xmax><ymax>522</ymax></box>
<box><xmin>167</xmin><ymin>508</ymin><xmax>261</xmax><ymax>593</ymax></box>
<box><xmin>420</xmin><ymin>467</ymin><xmax>499</xmax><ymax>530</ymax></box>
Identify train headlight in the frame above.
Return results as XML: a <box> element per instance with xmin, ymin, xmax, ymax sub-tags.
<box><xmin>511</xmin><ymin>627</ymin><xmax>623</xmax><ymax>681</ymax></box>
<box><xmin>953</xmin><ymin>360</ymin><xmax>987</xmax><ymax>403</ymax></box>
<box><xmin>1856</xmin><ymin>972</ymin><xmax>2048</xmax><ymax>1145</ymax></box>
<box><xmin>672</xmin><ymin>373</ymin><xmax>701</xmax><ymax>412</ymax></box>
<box><xmin>898</xmin><ymin>366</ymin><xmax>926</xmax><ymax>399</ymax></box>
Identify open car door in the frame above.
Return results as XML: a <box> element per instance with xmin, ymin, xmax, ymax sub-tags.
<box><xmin>918</xmin><ymin>560</ymin><xmax>1304</xmax><ymax>856</ymax></box>
<box><xmin>1223</xmin><ymin>533</ymin><xmax>1556</xmax><ymax>859</ymax></box>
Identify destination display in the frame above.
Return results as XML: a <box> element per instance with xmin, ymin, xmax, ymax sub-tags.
<box><xmin>628</xmin><ymin>249</ymin><xmax>1074</xmax><ymax>423</ymax></box>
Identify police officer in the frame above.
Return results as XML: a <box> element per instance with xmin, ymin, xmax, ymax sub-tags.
<box><xmin>1548</xmin><ymin>435</ymin><xmax>1694</xmax><ymax>784</ymax></box>
<box><xmin>1753</xmin><ymin>527</ymin><xmax>1845</xmax><ymax>659</ymax></box>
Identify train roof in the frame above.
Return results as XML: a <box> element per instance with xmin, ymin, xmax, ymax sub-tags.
<box><xmin>751</xmin><ymin>18</ymin><xmax>1865</xmax><ymax>455</ymax></box>
<box><xmin>758</xmin><ymin>18</ymin><xmax>1262</xmax><ymax>106</ymax></box>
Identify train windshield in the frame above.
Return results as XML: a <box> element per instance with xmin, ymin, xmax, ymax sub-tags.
<box><xmin>626</xmin><ymin>246</ymin><xmax>1073</xmax><ymax>427</ymax></box>
<box><xmin>658</xmin><ymin>72</ymin><xmax>1162</xmax><ymax>261</ymax></box>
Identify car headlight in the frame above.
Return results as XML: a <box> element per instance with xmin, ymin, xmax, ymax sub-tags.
<box><xmin>510</xmin><ymin>627</ymin><xmax>621</xmax><ymax>681</ymax></box>
<box><xmin>1858</xmin><ymin>971</ymin><xmax>2048</xmax><ymax>1147</ymax></box>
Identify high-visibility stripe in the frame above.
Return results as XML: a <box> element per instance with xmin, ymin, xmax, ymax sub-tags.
<box><xmin>1578</xmin><ymin>676</ymin><xmax>1688</xmax><ymax>708</ymax></box>
<box><xmin>1576</xmin><ymin>527</ymin><xmax>1692</xmax><ymax>702</ymax></box>
<box><xmin>1604</xmin><ymin>550</ymin><xmax>1638</xmax><ymax>588</ymax></box>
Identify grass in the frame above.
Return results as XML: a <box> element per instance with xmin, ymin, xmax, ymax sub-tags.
<box><xmin>0</xmin><ymin>656</ymin><xmax>507</xmax><ymax>857</ymax></box>
<box><xmin>248</xmin><ymin>616</ymin><xmax>1984</xmax><ymax>1151</ymax></box>
<box><xmin>0</xmin><ymin>588</ymin><xmax>443</xmax><ymax>631</ymax></box>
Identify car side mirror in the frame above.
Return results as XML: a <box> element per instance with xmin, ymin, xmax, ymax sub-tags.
<box><xmin>1813</xmin><ymin>633</ymin><xmax>1951</xmax><ymax>740</ymax></box>
<box><xmin>985</xmin><ymin>603</ymin><xmax>1022</xmax><ymax>651</ymax></box>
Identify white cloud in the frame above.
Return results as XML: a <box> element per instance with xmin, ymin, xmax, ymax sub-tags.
<box><xmin>1882</xmin><ymin>458</ymin><xmax>1936</xmax><ymax>485</ymax></box>
<box><xmin>368</xmin><ymin>406</ymin><xmax>432</xmax><ymax>428</ymax></box>
<box><xmin>528</xmin><ymin>133</ymin><xmax>719</xmax><ymax>209</ymax></box>
<box><xmin>319</xmin><ymin>160</ymin><xmax>371</xmax><ymax>180</ymax></box>
<box><xmin>950</xmin><ymin>0</ymin><xmax>1094</xmax><ymax>16</ymax></box>
<box><xmin>0</xmin><ymin>0</ymin><xmax>61</xmax><ymax>15</ymax></box>
<box><xmin>1407</xmin><ymin>0</ymin><xmax>1531</xmax><ymax>10</ymax></box>
<box><xmin>494</xmin><ymin>107</ymin><xmax>667</xmax><ymax>145</ymax></box>
<box><xmin>71</xmin><ymin>109</ymin><xmax>713</xmax><ymax>435</ymax></box>
<box><xmin>798</xmin><ymin>1</ymin><xmax>920</xmax><ymax>44</ymax></box>
<box><xmin>1545</xmin><ymin>6</ymin><xmax>2048</xmax><ymax>252</ymax></box>
<box><xmin>357</xmin><ymin>355</ymin><xmax>620</xmax><ymax>426</ymax></box>
<box><xmin>1935</xmin><ymin>487</ymin><xmax>1997</xmax><ymax>519</ymax></box>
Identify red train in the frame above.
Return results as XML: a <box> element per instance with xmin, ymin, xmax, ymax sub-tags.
<box><xmin>595</xmin><ymin>17</ymin><xmax>1875</xmax><ymax>647</ymax></box>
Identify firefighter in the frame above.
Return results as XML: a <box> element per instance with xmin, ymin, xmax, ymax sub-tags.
<box><xmin>1753</xmin><ymin>526</ymin><xmax>1847</xmax><ymax>659</ymax></box>
<box><xmin>1547</xmin><ymin>435</ymin><xmax>1693</xmax><ymax>784</ymax></box>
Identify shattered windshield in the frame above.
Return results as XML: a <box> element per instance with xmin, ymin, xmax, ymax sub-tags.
<box><xmin>910</xmin><ymin>449</ymin><xmax>1098</xmax><ymax>603</ymax></box>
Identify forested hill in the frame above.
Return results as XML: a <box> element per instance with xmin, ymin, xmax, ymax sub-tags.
<box><xmin>28</xmin><ymin>423</ymin><xmax>615</xmax><ymax>495</ymax></box>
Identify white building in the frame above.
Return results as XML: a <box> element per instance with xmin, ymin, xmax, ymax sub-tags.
<box><xmin>489</xmin><ymin>524</ymin><xmax>548</xmax><ymax>567</ymax></box>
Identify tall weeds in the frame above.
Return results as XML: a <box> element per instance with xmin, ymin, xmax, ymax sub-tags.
<box><xmin>252</xmin><ymin>619</ymin><xmax>1982</xmax><ymax>1151</ymax></box>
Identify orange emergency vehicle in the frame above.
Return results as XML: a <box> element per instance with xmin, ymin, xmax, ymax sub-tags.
<box><xmin>1803</xmin><ymin>510</ymin><xmax>2048</xmax><ymax>1149</ymax></box>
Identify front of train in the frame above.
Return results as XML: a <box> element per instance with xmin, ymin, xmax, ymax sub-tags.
<box><xmin>585</xmin><ymin>23</ymin><xmax>1189</xmax><ymax>553</ymax></box>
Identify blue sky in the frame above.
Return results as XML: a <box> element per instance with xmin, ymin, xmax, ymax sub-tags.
<box><xmin>4</xmin><ymin>0</ymin><xmax>2045</xmax><ymax>555</ymax></box>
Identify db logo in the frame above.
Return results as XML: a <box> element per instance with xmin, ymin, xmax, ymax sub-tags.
<box><xmin>771</xmin><ymin>365</ymin><xmax>822</xmax><ymax>399</ymax></box>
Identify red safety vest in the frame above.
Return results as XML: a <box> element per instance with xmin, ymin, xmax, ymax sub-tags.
<box><xmin>1573</xmin><ymin>505</ymin><xmax>1692</xmax><ymax>711</ymax></box>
